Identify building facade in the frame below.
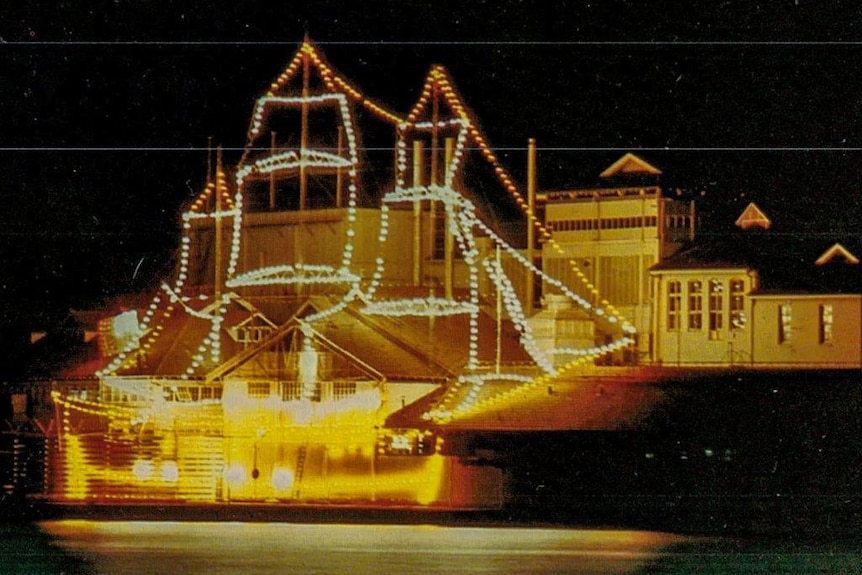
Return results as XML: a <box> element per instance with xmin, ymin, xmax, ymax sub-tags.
<box><xmin>539</xmin><ymin>153</ymin><xmax>694</xmax><ymax>360</ymax></box>
<box><xmin>650</xmin><ymin>205</ymin><xmax>862</xmax><ymax>368</ymax></box>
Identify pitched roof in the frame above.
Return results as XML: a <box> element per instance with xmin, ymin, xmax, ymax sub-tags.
<box><xmin>599</xmin><ymin>153</ymin><xmax>662</xmax><ymax>178</ymax></box>
<box><xmin>652</xmin><ymin>231</ymin><xmax>862</xmax><ymax>295</ymax></box>
<box><xmin>51</xmin><ymin>291</ymin><xmax>537</xmax><ymax>385</ymax></box>
<box><xmin>816</xmin><ymin>242</ymin><xmax>859</xmax><ymax>265</ymax></box>
<box><xmin>735</xmin><ymin>202</ymin><xmax>772</xmax><ymax>230</ymax></box>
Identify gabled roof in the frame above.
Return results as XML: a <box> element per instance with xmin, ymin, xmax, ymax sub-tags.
<box><xmin>735</xmin><ymin>202</ymin><xmax>771</xmax><ymax>230</ymax></box>
<box><xmin>650</xmin><ymin>242</ymin><xmax>752</xmax><ymax>272</ymax></box>
<box><xmin>816</xmin><ymin>242</ymin><xmax>859</xmax><ymax>265</ymax></box>
<box><xmin>599</xmin><ymin>153</ymin><xmax>662</xmax><ymax>178</ymax></box>
<box><xmin>652</xmin><ymin>232</ymin><xmax>862</xmax><ymax>295</ymax></box>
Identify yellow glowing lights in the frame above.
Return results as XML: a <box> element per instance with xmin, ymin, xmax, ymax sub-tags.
<box><xmin>226</xmin><ymin>264</ymin><xmax>359</xmax><ymax>288</ymax></box>
<box><xmin>271</xmin><ymin>467</ymin><xmax>295</xmax><ymax>490</ymax></box>
<box><xmin>64</xmin><ymin>40</ymin><xmax>646</xmax><ymax>509</ymax></box>
<box><xmin>132</xmin><ymin>459</ymin><xmax>154</xmax><ymax>481</ymax></box>
<box><xmin>224</xmin><ymin>463</ymin><xmax>246</xmax><ymax>487</ymax></box>
<box><xmin>160</xmin><ymin>461</ymin><xmax>179</xmax><ymax>482</ymax></box>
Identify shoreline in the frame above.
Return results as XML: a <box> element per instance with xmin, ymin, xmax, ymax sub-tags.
<box><xmin>2</xmin><ymin>494</ymin><xmax>857</xmax><ymax>541</ymax></box>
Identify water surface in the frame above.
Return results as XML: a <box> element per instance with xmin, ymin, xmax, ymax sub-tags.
<box><xmin>9</xmin><ymin>521</ymin><xmax>860</xmax><ymax>575</ymax></box>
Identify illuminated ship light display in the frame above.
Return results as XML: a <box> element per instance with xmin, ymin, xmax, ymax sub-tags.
<box><xmin>46</xmin><ymin>41</ymin><xmax>635</xmax><ymax>508</ymax></box>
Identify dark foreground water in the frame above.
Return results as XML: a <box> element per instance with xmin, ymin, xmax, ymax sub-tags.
<box><xmin>2</xmin><ymin>521</ymin><xmax>860</xmax><ymax>574</ymax></box>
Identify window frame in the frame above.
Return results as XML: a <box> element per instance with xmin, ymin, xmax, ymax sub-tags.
<box><xmin>687</xmin><ymin>280</ymin><xmax>703</xmax><ymax>330</ymax></box>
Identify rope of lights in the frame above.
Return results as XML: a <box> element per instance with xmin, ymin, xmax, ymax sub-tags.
<box><xmin>226</xmin><ymin>264</ymin><xmax>360</xmax><ymax>288</ymax></box>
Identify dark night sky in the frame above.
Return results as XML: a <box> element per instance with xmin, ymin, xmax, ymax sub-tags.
<box><xmin>0</xmin><ymin>1</ymin><xmax>861</xmax><ymax>331</ymax></box>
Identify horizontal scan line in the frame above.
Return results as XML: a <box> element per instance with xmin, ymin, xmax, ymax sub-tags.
<box><xmin>1</xmin><ymin>147</ymin><xmax>862</xmax><ymax>152</ymax></box>
<box><xmin>2</xmin><ymin>40</ymin><xmax>862</xmax><ymax>47</ymax></box>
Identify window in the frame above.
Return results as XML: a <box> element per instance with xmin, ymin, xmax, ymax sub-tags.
<box><xmin>708</xmin><ymin>280</ymin><xmax>724</xmax><ymax>332</ymax></box>
<box><xmin>199</xmin><ymin>386</ymin><xmax>222</xmax><ymax>401</ymax></box>
<box><xmin>819</xmin><ymin>304</ymin><xmax>833</xmax><ymax>344</ymax></box>
<box><xmin>432</xmin><ymin>211</ymin><xmax>461</xmax><ymax>260</ymax></box>
<box><xmin>778</xmin><ymin>303</ymin><xmax>792</xmax><ymax>344</ymax></box>
<box><xmin>237</xmin><ymin>325</ymin><xmax>273</xmax><ymax>345</ymax></box>
<box><xmin>730</xmin><ymin>279</ymin><xmax>746</xmax><ymax>330</ymax></box>
<box><xmin>667</xmin><ymin>281</ymin><xmax>681</xmax><ymax>331</ymax></box>
<box><xmin>433</xmin><ymin>211</ymin><xmax>445</xmax><ymax>260</ymax></box>
<box><xmin>687</xmin><ymin>280</ymin><xmax>703</xmax><ymax>330</ymax></box>
<box><xmin>281</xmin><ymin>380</ymin><xmax>302</xmax><ymax>401</ymax></box>
<box><xmin>332</xmin><ymin>381</ymin><xmax>357</xmax><ymax>400</ymax></box>
<box><xmin>247</xmin><ymin>381</ymin><xmax>271</xmax><ymax>399</ymax></box>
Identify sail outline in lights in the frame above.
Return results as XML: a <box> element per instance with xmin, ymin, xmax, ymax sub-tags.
<box><xmin>94</xmin><ymin>40</ymin><xmax>635</xmax><ymax>415</ymax></box>
<box><xmin>358</xmin><ymin>66</ymin><xmax>635</xmax><ymax>421</ymax></box>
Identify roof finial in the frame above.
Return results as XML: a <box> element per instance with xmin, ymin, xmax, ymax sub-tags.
<box><xmin>206</xmin><ymin>136</ymin><xmax>214</xmax><ymax>184</ymax></box>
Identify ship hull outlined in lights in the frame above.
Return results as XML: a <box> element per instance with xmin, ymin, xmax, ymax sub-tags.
<box><xmin>46</xmin><ymin>41</ymin><xmax>634</xmax><ymax>510</ymax></box>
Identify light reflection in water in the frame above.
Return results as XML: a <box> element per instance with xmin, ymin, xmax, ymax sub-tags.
<box><xmin>38</xmin><ymin>520</ymin><xmax>689</xmax><ymax>575</ymax></box>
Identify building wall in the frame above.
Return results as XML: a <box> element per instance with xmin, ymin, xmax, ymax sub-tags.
<box><xmin>652</xmin><ymin>270</ymin><xmax>862</xmax><ymax>369</ymax></box>
<box><xmin>651</xmin><ymin>269</ymin><xmax>755</xmax><ymax>366</ymax></box>
<box><xmin>190</xmin><ymin>206</ymin><xmax>493</xmax><ymax>295</ymax></box>
<box><xmin>542</xmin><ymin>190</ymin><xmax>690</xmax><ymax>357</ymax></box>
<box><xmin>237</xmin><ymin>208</ymin><xmax>415</xmax><ymax>283</ymax></box>
<box><xmin>750</xmin><ymin>295</ymin><xmax>862</xmax><ymax>368</ymax></box>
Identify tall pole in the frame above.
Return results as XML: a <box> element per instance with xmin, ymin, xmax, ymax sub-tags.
<box><xmin>269</xmin><ymin>131</ymin><xmax>277</xmax><ymax>210</ymax></box>
<box><xmin>496</xmin><ymin>246</ymin><xmax>502</xmax><ymax>374</ymax></box>
<box><xmin>215</xmin><ymin>147</ymin><xmax>224</xmax><ymax>306</ymax></box>
<box><xmin>300</xmin><ymin>48</ymin><xmax>310</xmax><ymax>211</ymax></box>
<box><xmin>336</xmin><ymin>126</ymin><xmax>344</xmax><ymax>208</ymax></box>
<box><xmin>206</xmin><ymin>136</ymin><xmax>213</xmax><ymax>185</ymax></box>
<box><xmin>428</xmin><ymin>86</ymin><xmax>439</xmax><ymax>262</ymax></box>
<box><xmin>412</xmin><ymin>140</ymin><xmax>424</xmax><ymax>286</ymax></box>
<box><xmin>444</xmin><ymin>137</ymin><xmax>455</xmax><ymax>299</ymax></box>
<box><xmin>526</xmin><ymin>138</ymin><xmax>537</xmax><ymax>316</ymax></box>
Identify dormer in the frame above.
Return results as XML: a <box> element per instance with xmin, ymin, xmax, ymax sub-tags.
<box><xmin>815</xmin><ymin>242</ymin><xmax>860</xmax><ymax>265</ymax></box>
<box><xmin>735</xmin><ymin>202</ymin><xmax>771</xmax><ymax>230</ymax></box>
<box><xmin>229</xmin><ymin>312</ymin><xmax>278</xmax><ymax>346</ymax></box>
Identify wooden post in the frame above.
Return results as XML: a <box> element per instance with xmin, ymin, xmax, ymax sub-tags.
<box><xmin>525</xmin><ymin>138</ymin><xmax>537</xmax><ymax>316</ymax></box>
<box><xmin>300</xmin><ymin>49</ymin><xmax>310</xmax><ymax>211</ymax></box>
<box><xmin>413</xmin><ymin>140</ymin><xmax>424</xmax><ymax>286</ymax></box>
<box><xmin>428</xmin><ymin>86</ymin><xmax>439</xmax><ymax>262</ymax></box>
<box><xmin>444</xmin><ymin>137</ymin><xmax>455</xmax><ymax>299</ymax></box>
<box><xmin>269</xmin><ymin>131</ymin><xmax>277</xmax><ymax>210</ymax></box>
<box><xmin>336</xmin><ymin>126</ymin><xmax>344</xmax><ymax>208</ymax></box>
<box><xmin>215</xmin><ymin>147</ymin><xmax>224</xmax><ymax>306</ymax></box>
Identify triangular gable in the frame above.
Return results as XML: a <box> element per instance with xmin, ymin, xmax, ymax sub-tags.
<box><xmin>816</xmin><ymin>242</ymin><xmax>860</xmax><ymax>265</ymax></box>
<box><xmin>735</xmin><ymin>202</ymin><xmax>771</xmax><ymax>230</ymax></box>
<box><xmin>599</xmin><ymin>153</ymin><xmax>662</xmax><ymax>178</ymax></box>
<box><xmin>234</xmin><ymin>312</ymin><xmax>277</xmax><ymax>331</ymax></box>
<box><xmin>265</xmin><ymin>40</ymin><xmax>400</xmax><ymax>123</ymax></box>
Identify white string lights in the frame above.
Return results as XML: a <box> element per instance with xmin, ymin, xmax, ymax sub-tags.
<box><xmin>226</xmin><ymin>264</ymin><xmax>360</xmax><ymax>288</ymax></box>
<box><xmin>233</xmin><ymin>90</ymin><xmax>362</xmax><ymax>292</ymax></box>
<box><xmin>94</xmin><ymin>40</ymin><xmax>636</xmax><ymax>424</ymax></box>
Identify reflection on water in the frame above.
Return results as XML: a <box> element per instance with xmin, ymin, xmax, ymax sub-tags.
<box><xmin>20</xmin><ymin>521</ymin><xmax>862</xmax><ymax>575</ymax></box>
<box><xmin>36</xmin><ymin>521</ymin><xmax>683</xmax><ymax>575</ymax></box>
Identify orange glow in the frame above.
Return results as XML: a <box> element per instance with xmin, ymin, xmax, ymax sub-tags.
<box><xmin>160</xmin><ymin>461</ymin><xmax>179</xmax><ymax>482</ymax></box>
<box><xmin>271</xmin><ymin>467</ymin><xmax>295</xmax><ymax>490</ymax></box>
<box><xmin>224</xmin><ymin>463</ymin><xmax>246</xmax><ymax>487</ymax></box>
<box><xmin>132</xmin><ymin>459</ymin><xmax>154</xmax><ymax>481</ymax></box>
<box><xmin>49</xmin><ymin>384</ymin><xmax>470</xmax><ymax>506</ymax></box>
<box><xmin>60</xmin><ymin>434</ymin><xmax>89</xmax><ymax>500</ymax></box>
